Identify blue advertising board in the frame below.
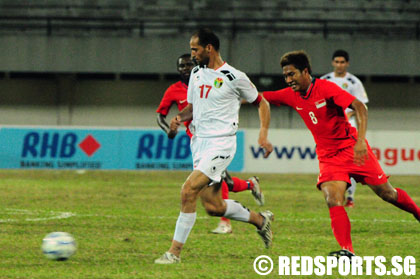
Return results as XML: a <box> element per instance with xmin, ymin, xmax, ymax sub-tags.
<box><xmin>0</xmin><ymin>127</ymin><xmax>244</xmax><ymax>171</ymax></box>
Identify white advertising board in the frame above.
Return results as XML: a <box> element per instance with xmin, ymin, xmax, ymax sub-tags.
<box><xmin>244</xmin><ymin>129</ymin><xmax>420</xmax><ymax>175</ymax></box>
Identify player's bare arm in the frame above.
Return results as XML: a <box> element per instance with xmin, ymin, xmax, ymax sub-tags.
<box><xmin>170</xmin><ymin>103</ymin><xmax>193</xmax><ymax>133</ymax></box>
<box><xmin>346</xmin><ymin>102</ymin><xmax>367</xmax><ymax>120</ymax></box>
<box><xmin>177</xmin><ymin>103</ymin><xmax>193</xmax><ymax>122</ymax></box>
<box><xmin>256</xmin><ymin>96</ymin><xmax>273</xmax><ymax>158</ymax></box>
<box><xmin>350</xmin><ymin>99</ymin><xmax>368</xmax><ymax>165</ymax></box>
<box><xmin>157</xmin><ymin>113</ymin><xmax>178</xmax><ymax>139</ymax></box>
<box><xmin>346</xmin><ymin>110</ymin><xmax>356</xmax><ymax>119</ymax></box>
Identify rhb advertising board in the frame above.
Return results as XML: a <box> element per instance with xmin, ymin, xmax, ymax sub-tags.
<box><xmin>0</xmin><ymin>127</ymin><xmax>244</xmax><ymax>172</ymax></box>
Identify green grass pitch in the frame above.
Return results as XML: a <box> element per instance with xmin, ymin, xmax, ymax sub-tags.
<box><xmin>0</xmin><ymin>170</ymin><xmax>418</xmax><ymax>278</ymax></box>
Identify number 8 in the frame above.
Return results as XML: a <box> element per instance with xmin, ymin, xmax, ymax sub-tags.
<box><xmin>309</xmin><ymin>111</ymin><xmax>318</xmax><ymax>124</ymax></box>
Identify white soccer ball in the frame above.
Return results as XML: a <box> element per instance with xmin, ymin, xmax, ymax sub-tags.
<box><xmin>42</xmin><ymin>232</ymin><xmax>76</xmax><ymax>261</ymax></box>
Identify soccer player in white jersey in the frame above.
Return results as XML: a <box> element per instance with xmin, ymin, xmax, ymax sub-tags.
<box><xmin>321</xmin><ymin>49</ymin><xmax>369</xmax><ymax>208</ymax></box>
<box><xmin>155</xmin><ymin>28</ymin><xmax>274</xmax><ymax>264</ymax></box>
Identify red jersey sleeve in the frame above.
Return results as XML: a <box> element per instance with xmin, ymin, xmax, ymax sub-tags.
<box><xmin>156</xmin><ymin>86</ymin><xmax>175</xmax><ymax>116</ymax></box>
<box><xmin>323</xmin><ymin>80</ymin><xmax>356</xmax><ymax>109</ymax></box>
<box><xmin>262</xmin><ymin>89</ymin><xmax>290</xmax><ymax>106</ymax></box>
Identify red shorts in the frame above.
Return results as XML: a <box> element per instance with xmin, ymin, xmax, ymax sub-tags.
<box><xmin>317</xmin><ymin>142</ymin><xmax>388</xmax><ymax>189</ymax></box>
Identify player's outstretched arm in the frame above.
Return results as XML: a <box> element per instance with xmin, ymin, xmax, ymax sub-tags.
<box><xmin>170</xmin><ymin>104</ymin><xmax>193</xmax><ymax>134</ymax></box>
<box><xmin>350</xmin><ymin>99</ymin><xmax>368</xmax><ymax>165</ymax></box>
<box><xmin>176</xmin><ymin>103</ymin><xmax>193</xmax><ymax>122</ymax></box>
<box><xmin>157</xmin><ymin>113</ymin><xmax>177</xmax><ymax>139</ymax></box>
<box><xmin>256</xmin><ymin>95</ymin><xmax>273</xmax><ymax>158</ymax></box>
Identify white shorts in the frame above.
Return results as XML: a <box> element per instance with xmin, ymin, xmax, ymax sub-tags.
<box><xmin>190</xmin><ymin>136</ymin><xmax>236</xmax><ymax>183</ymax></box>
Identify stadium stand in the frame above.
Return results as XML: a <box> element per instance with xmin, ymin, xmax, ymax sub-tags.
<box><xmin>0</xmin><ymin>0</ymin><xmax>419</xmax><ymax>38</ymax></box>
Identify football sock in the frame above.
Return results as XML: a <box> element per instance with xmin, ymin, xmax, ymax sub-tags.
<box><xmin>329</xmin><ymin>206</ymin><xmax>354</xmax><ymax>253</ymax></box>
<box><xmin>223</xmin><ymin>199</ymin><xmax>251</xmax><ymax>222</ymax></box>
<box><xmin>347</xmin><ymin>178</ymin><xmax>356</xmax><ymax>200</ymax></box>
<box><xmin>221</xmin><ymin>181</ymin><xmax>229</xmax><ymax>199</ymax></box>
<box><xmin>231</xmin><ymin>177</ymin><xmax>253</xmax><ymax>192</ymax></box>
<box><xmin>220</xmin><ymin>217</ymin><xmax>230</xmax><ymax>223</ymax></box>
<box><xmin>173</xmin><ymin>212</ymin><xmax>196</xmax><ymax>244</ymax></box>
<box><xmin>394</xmin><ymin>188</ymin><xmax>420</xmax><ymax>220</ymax></box>
<box><xmin>220</xmin><ymin>182</ymin><xmax>230</xmax><ymax>223</ymax></box>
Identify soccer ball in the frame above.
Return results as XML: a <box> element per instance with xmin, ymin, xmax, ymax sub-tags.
<box><xmin>42</xmin><ymin>232</ymin><xmax>76</xmax><ymax>261</ymax></box>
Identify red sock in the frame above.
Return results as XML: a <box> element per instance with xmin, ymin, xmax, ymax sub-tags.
<box><xmin>329</xmin><ymin>206</ymin><xmax>353</xmax><ymax>253</ymax></box>
<box><xmin>221</xmin><ymin>181</ymin><xmax>229</xmax><ymax>199</ymax></box>
<box><xmin>395</xmin><ymin>188</ymin><xmax>420</xmax><ymax>220</ymax></box>
<box><xmin>231</xmin><ymin>177</ymin><xmax>252</xmax><ymax>192</ymax></box>
<box><xmin>221</xmin><ymin>182</ymin><xmax>230</xmax><ymax>223</ymax></box>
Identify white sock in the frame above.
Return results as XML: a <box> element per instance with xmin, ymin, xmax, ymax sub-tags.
<box><xmin>223</xmin><ymin>199</ymin><xmax>250</xmax><ymax>222</ymax></box>
<box><xmin>347</xmin><ymin>178</ymin><xmax>356</xmax><ymax>200</ymax></box>
<box><xmin>173</xmin><ymin>212</ymin><xmax>196</xmax><ymax>244</ymax></box>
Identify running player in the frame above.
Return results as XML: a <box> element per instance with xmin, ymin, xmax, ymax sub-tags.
<box><xmin>263</xmin><ymin>50</ymin><xmax>420</xmax><ymax>258</ymax></box>
<box><xmin>156</xmin><ymin>54</ymin><xmax>265</xmax><ymax>234</ymax></box>
<box><xmin>155</xmin><ymin>28</ymin><xmax>274</xmax><ymax>264</ymax></box>
<box><xmin>321</xmin><ymin>49</ymin><xmax>369</xmax><ymax>208</ymax></box>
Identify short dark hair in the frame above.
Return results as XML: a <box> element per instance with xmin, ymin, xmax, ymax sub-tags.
<box><xmin>177</xmin><ymin>53</ymin><xmax>191</xmax><ymax>66</ymax></box>
<box><xmin>192</xmin><ymin>28</ymin><xmax>220</xmax><ymax>51</ymax></box>
<box><xmin>280</xmin><ymin>50</ymin><xmax>312</xmax><ymax>74</ymax></box>
<box><xmin>332</xmin><ymin>49</ymin><xmax>349</xmax><ymax>61</ymax></box>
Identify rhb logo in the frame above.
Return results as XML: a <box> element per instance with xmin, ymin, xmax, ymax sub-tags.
<box><xmin>21</xmin><ymin>132</ymin><xmax>101</xmax><ymax>158</ymax></box>
<box><xmin>136</xmin><ymin>133</ymin><xmax>191</xmax><ymax>159</ymax></box>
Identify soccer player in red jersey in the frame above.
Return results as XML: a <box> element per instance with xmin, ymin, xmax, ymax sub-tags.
<box><xmin>156</xmin><ymin>54</ymin><xmax>265</xmax><ymax>234</ymax></box>
<box><xmin>263</xmin><ymin>50</ymin><xmax>420</xmax><ymax>258</ymax></box>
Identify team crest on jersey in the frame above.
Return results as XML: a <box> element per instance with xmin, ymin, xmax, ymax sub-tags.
<box><xmin>342</xmin><ymin>83</ymin><xmax>348</xmax><ymax>89</ymax></box>
<box><xmin>214</xmin><ymin>77</ymin><xmax>223</xmax><ymax>88</ymax></box>
<box><xmin>315</xmin><ymin>98</ymin><xmax>326</xmax><ymax>109</ymax></box>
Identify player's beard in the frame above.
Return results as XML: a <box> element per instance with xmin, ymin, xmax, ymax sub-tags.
<box><xmin>194</xmin><ymin>56</ymin><xmax>209</xmax><ymax>67</ymax></box>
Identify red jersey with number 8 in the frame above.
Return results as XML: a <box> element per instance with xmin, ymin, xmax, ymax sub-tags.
<box><xmin>263</xmin><ymin>78</ymin><xmax>357</xmax><ymax>158</ymax></box>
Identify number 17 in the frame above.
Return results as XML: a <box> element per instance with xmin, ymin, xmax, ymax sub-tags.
<box><xmin>199</xmin><ymin>85</ymin><xmax>212</xmax><ymax>98</ymax></box>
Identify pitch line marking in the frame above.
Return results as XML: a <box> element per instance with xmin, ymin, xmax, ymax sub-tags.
<box><xmin>0</xmin><ymin>208</ymin><xmax>76</xmax><ymax>223</ymax></box>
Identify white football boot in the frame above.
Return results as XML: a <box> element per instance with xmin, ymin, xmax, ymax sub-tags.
<box><xmin>211</xmin><ymin>221</ymin><xmax>233</xmax><ymax>234</ymax></box>
<box><xmin>257</xmin><ymin>210</ymin><xmax>274</xmax><ymax>248</ymax></box>
<box><xmin>154</xmin><ymin>252</ymin><xmax>181</xmax><ymax>264</ymax></box>
<box><xmin>250</xmin><ymin>176</ymin><xmax>265</xmax><ymax>206</ymax></box>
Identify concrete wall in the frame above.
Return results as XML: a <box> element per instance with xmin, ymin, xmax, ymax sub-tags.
<box><xmin>0</xmin><ymin>34</ymin><xmax>418</xmax><ymax>130</ymax></box>
<box><xmin>1</xmin><ymin>35</ymin><xmax>420</xmax><ymax>76</ymax></box>
<box><xmin>0</xmin><ymin>78</ymin><xmax>418</xmax><ymax>130</ymax></box>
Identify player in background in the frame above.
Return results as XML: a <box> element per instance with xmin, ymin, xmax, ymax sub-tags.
<box><xmin>155</xmin><ymin>28</ymin><xmax>274</xmax><ymax>264</ymax></box>
<box><xmin>263</xmin><ymin>50</ymin><xmax>420</xmax><ymax>258</ymax></box>
<box><xmin>321</xmin><ymin>49</ymin><xmax>369</xmax><ymax>208</ymax></box>
<box><xmin>156</xmin><ymin>54</ymin><xmax>265</xmax><ymax>235</ymax></box>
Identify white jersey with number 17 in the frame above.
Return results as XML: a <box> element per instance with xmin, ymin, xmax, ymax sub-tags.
<box><xmin>187</xmin><ymin>62</ymin><xmax>258</xmax><ymax>138</ymax></box>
